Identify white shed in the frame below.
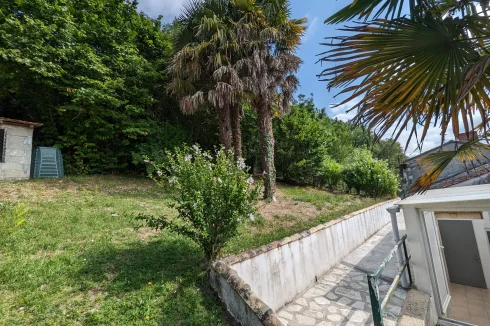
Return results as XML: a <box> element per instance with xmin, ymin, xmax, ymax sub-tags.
<box><xmin>398</xmin><ymin>185</ymin><xmax>490</xmax><ymax>325</ymax></box>
<box><xmin>0</xmin><ymin>118</ymin><xmax>43</xmax><ymax>180</ymax></box>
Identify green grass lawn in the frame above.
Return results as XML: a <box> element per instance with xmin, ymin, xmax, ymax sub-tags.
<box><xmin>0</xmin><ymin>176</ymin><xmax>383</xmax><ymax>325</ymax></box>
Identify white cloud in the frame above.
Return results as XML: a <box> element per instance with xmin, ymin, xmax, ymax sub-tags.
<box><xmin>137</xmin><ymin>0</ymin><xmax>186</xmax><ymax>21</ymax></box>
<box><xmin>302</xmin><ymin>16</ymin><xmax>319</xmax><ymax>43</ymax></box>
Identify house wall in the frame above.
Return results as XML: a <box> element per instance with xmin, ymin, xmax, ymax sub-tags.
<box><xmin>0</xmin><ymin>124</ymin><xmax>34</xmax><ymax>180</ymax></box>
<box><xmin>222</xmin><ymin>199</ymin><xmax>399</xmax><ymax>312</ymax></box>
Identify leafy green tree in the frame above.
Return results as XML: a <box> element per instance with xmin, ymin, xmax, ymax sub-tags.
<box><xmin>0</xmin><ymin>0</ymin><xmax>174</xmax><ymax>173</ymax></box>
<box><xmin>320</xmin><ymin>0</ymin><xmax>490</xmax><ymax>192</ymax></box>
<box><xmin>274</xmin><ymin>96</ymin><xmax>331</xmax><ymax>184</ymax></box>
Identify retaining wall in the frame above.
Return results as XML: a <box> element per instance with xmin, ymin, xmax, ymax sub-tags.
<box><xmin>212</xmin><ymin>198</ymin><xmax>399</xmax><ymax>325</ymax></box>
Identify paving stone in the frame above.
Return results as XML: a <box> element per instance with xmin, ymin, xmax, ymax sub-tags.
<box><xmin>339</xmin><ymin>308</ymin><xmax>352</xmax><ymax>317</ymax></box>
<box><xmin>295</xmin><ymin>298</ymin><xmax>308</xmax><ymax>306</ymax></box>
<box><xmin>303</xmin><ymin>310</ymin><xmax>324</xmax><ymax>319</ymax></box>
<box><xmin>337</xmin><ymin>297</ymin><xmax>352</xmax><ymax>306</ymax></box>
<box><xmin>350</xmin><ymin>310</ymin><xmax>369</xmax><ymax>323</ymax></box>
<box><xmin>278</xmin><ymin>317</ymin><xmax>290</xmax><ymax>326</ymax></box>
<box><xmin>296</xmin><ymin>314</ymin><xmax>316</xmax><ymax>325</ymax></box>
<box><xmin>394</xmin><ymin>289</ymin><xmax>407</xmax><ymax>300</ymax></box>
<box><xmin>286</xmin><ymin>304</ymin><xmax>303</xmax><ymax>312</ymax></box>
<box><xmin>351</xmin><ymin>301</ymin><xmax>365</xmax><ymax>310</ymax></box>
<box><xmin>314</xmin><ymin>297</ymin><xmax>330</xmax><ymax>305</ymax></box>
<box><xmin>335</xmin><ymin>287</ymin><xmax>362</xmax><ymax>301</ymax></box>
<box><xmin>309</xmin><ymin>301</ymin><xmax>323</xmax><ymax>311</ymax></box>
<box><xmin>326</xmin><ymin>293</ymin><xmax>338</xmax><ymax>300</ymax></box>
<box><xmin>327</xmin><ymin>306</ymin><xmax>339</xmax><ymax>313</ymax></box>
<box><xmin>386</xmin><ymin>304</ymin><xmax>402</xmax><ymax>315</ymax></box>
<box><xmin>303</xmin><ymin>287</ymin><xmax>327</xmax><ymax>298</ymax></box>
<box><xmin>278</xmin><ymin>310</ymin><xmax>294</xmax><ymax>320</ymax></box>
<box><xmin>327</xmin><ymin>314</ymin><xmax>342</xmax><ymax>322</ymax></box>
<box><xmin>316</xmin><ymin>322</ymin><xmax>334</xmax><ymax>326</ymax></box>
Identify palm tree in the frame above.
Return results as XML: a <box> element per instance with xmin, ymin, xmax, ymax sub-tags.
<box><xmin>234</xmin><ymin>1</ymin><xmax>306</xmax><ymax>198</ymax></box>
<box><xmin>319</xmin><ymin>0</ymin><xmax>490</xmax><ymax>192</ymax></box>
<box><xmin>168</xmin><ymin>0</ymin><xmax>241</xmax><ymax>151</ymax></box>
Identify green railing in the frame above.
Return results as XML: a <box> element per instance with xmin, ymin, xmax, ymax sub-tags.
<box><xmin>367</xmin><ymin>234</ymin><xmax>412</xmax><ymax>326</ymax></box>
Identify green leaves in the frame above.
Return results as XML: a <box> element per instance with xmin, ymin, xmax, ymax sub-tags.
<box><xmin>325</xmin><ymin>0</ymin><xmax>406</xmax><ymax>24</ymax></box>
<box><xmin>0</xmin><ymin>0</ymin><xmax>174</xmax><ymax>173</ymax></box>
<box><xmin>322</xmin><ymin>0</ymin><xmax>490</xmax><ymax>192</ymax></box>
<box><xmin>141</xmin><ymin>146</ymin><xmax>260</xmax><ymax>262</ymax></box>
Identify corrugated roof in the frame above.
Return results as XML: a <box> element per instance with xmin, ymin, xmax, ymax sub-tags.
<box><xmin>0</xmin><ymin>118</ymin><xmax>43</xmax><ymax>127</ymax></box>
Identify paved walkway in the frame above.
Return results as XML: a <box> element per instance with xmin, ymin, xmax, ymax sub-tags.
<box><xmin>277</xmin><ymin>215</ymin><xmax>408</xmax><ymax>326</ymax></box>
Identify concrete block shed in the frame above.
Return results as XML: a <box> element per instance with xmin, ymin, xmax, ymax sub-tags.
<box><xmin>0</xmin><ymin>118</ymin><xmax>43</xmax><ymax>180</ymax></box>
<box><xmin>398</xmin><ymin>185</ymin><xmax>490</xmax><ymax>326</ymax></box>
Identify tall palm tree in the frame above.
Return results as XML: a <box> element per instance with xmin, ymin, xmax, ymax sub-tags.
<box><xmin>319</xmin><ymin>0</ymin><xmax>490</xmax><ymax>192</ymax></box>
<box><xmin>234</xmin><ymin>0</ymin><xmax>306</xmax><ymax>198</ymax></box>
<box><xmin>168</xmin><ymin>0</ymin><xmax>242</xmax><ymax>151</ymax></box>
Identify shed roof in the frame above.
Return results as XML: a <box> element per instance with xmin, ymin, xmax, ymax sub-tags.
<box><xmin>0</xmin><ymin>118</ymin><xmax>43</xmax><ymax>127</ymax></box>
<box><xmin>398</xmin><ymin>184</ymin><xmax>490</xmax><ymax>210</ymax></box>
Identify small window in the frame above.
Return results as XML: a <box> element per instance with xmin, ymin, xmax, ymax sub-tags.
<box><xmin>0</xmin><ymin>129</ymin><xmax>5</xmax><ymax>163</ymax></box>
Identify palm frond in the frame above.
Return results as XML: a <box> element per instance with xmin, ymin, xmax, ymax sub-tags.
<box><xmin>412</xmin><ymin>136</ymin><xmax>490</xmax><ymax>192</ymax></box>
<box><xmin>318</xmin><ymin>16</ymin><xmax>490</xmax><ymax>148</ymax></box>
<box><xmin>325</xmin><ymin>0</ymin><xmax>407</xmax><ymax>24</ymax></box>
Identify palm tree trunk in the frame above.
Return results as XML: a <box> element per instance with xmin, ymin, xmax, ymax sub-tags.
<box><xmin>256</xmin><ymin>100</ymin><xmax>276</xmax><ymax>199</ymax></box>
<box><xmin>230</xmin><ymin>104</ymin><xmax>242</xmax><ymax>157</ymax></box>
<box><xmin>218</xmin><ymin>104</ymin><xmax>232</xmax><ymax>150</ymax></box>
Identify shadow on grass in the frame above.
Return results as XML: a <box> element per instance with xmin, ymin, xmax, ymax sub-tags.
<box><xmin>74</xmin><ymin>235</ymin><xmax>227</xmax><ymax>325</ymax></box>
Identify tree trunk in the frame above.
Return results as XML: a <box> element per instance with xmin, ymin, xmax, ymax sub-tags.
<box><xmin>230</xmin><ymin>104</ymin><xmax>242</xmax><ymax>158</ymax></box>
<box><xmin>218</xmin><ymin>104</ymin><xmax>232</xmax><ymax>150</ymax></box>
<box><xmin>256</xmin><ymin>100</ymin><xmax>276</xmax><ymax>199</ymax></box>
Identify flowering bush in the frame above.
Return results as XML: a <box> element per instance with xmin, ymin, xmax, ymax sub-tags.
<box><xmin>342</xmin><ymin>149</ymin><xmax>399</xmax><ymax>197</ymax></box>
<box><xmin>140</xmin><ymin>145</ymin><xmax>260</xmax><ymax>262</ymax></box>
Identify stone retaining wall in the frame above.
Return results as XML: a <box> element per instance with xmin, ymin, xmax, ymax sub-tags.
<box><xmin>211</xmin><ymin>198</ymin><xmax>399</xmax><ymax>325</ymax></box>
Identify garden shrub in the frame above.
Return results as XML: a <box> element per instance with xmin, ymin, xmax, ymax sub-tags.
<box><xmin>139</xmin><ymin>145</ymin><xmax>260</xmax><ymax>262</ymax></box>
<box><xmin>342</xmin><ymin>149</ymin><xmax>399</xmax><ymax>197</ymax></box>
<box><xmin>317</xmin><ymin>156</ymin><xmax>343</xmax><ymax>189</ymax></box>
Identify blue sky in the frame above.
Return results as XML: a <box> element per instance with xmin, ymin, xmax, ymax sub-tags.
<box><xmin>136</xmin><ymin>0</ymin><xmax>447</xmax><ymax>155</ymax></box>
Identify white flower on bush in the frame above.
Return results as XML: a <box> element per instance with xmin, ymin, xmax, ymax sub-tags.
<box><xmin>156</xmin><ymin>170</ymin><xmax>163</xmax><ymax>176</ymax></box>
<box><xmin>185</xmin><ymin>154</ymin><xmax>193</xmax><ymax>161</ymax></box>
<box><xmin>247</xmin><ymin>177</ymin><xmax>254</xmax><ymax>185</ymax></box>
<box><xmin>143</xmin><ymin>159</ymin><xmax>150</xmax><ymax>163</ymax></box>
<box><xmin>168</xmin><ymin>177</ymin><xmax>175</xmax><ymax>184</ymax></box>
<box><xmin>248</xmin><ymin>213</ymin><xmax>255</xmax><ymax>222</ymax></box>
<box><xmin>237</xmin><ymin>158</ymin><xmax>246</xmax><ymax>169</ymax></box>
<box><xmin>203</xmin><ymin>152</ymin><xmax>212</xmax><ymax>159</ymax></box>
<box><xmin>217</xmin><ymin>177</ymin><xmax>222</xmax><ymax>183</ymax></box>
<box><xmin>192</xmin><ymin>144</ymin><xmax>200</xmax><ymax>152</ymax></box>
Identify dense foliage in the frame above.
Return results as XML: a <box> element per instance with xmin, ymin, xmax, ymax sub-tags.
<box><xmin>0</xmin><ymin>0</ymin><xmax>192</xmax><ymax>173</ymax></box>
<box><xmin>343</xmin><ymin>149</ymin><xmax>399</xmax><ymax>197</ymax></box>
<box><xmin>321</xmin><ymin>0</ymin><xmax>490</xmax><ymax>192</ymax></box>
<box><xmin>139</xmin><ymin>146</ymin><xmax>260</xmax><ymax>262</ymax></box>
<box><xmin>272</xmin><ymin>95</ymin><xmax>403</xmax><ymax>196</ymax></box>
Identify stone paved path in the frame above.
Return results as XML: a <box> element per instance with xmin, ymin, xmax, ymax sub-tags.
<box><xmin>277</xmin><ymin>215</ymin><xmax>408</xmax><ymax>326</ymax></box>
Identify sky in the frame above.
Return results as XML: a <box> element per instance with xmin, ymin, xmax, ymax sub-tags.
<box><xmin>136</xmin><ymin>0</ymin><xmax>450</xmax><ymax>156</ymax></box>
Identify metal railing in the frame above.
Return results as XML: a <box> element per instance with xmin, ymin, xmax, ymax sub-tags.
<box><xmin>367</xmin><ymin>234</ymin><xmax>412</xmax><ymax>326</ymax></box>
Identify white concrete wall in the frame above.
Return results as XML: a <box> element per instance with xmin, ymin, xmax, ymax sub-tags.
<box><xmin>0</xmin><ymin>124</ymin><xmax>34</xmax><ymax>180</ymax></box>
<box><xmin>230</xmin><ymin>200</ymin><xmax>398</xmax><ymax>311</ymax></box>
